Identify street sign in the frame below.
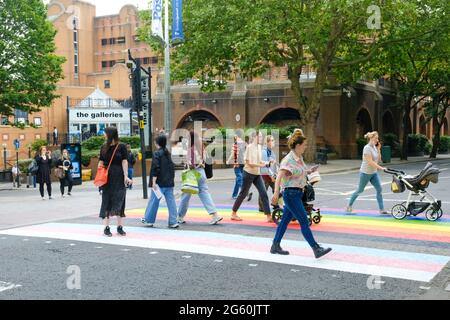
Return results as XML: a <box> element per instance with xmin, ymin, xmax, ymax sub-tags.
<box><xmin>13</xmin><ymin>139</ymin><xmax>20</xmax><ymax>150</ymax></box>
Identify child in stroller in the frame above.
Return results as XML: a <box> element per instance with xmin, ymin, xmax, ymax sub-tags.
<box><xmin>384</xmin><ymin>162</ymin><xmax>442</xmax><ymax>221</ymax></box>
<box><xmin>271</xmin><ymin>169</ymin><xmax>322</xmax><ymax>226</ymax></box>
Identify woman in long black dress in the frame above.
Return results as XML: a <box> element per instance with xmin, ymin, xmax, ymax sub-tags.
<box><xmin>98</xmin><ymin>127</ymin><xmax>133</xmax><ymax>236</ymax></box>
<box><xmin>35</xmin><ymin>146</ymin><xmax>52</xmax><ymax>200</ymax></box>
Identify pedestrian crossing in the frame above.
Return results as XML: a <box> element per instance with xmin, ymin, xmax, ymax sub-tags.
<box><xmin>128</xmin><ymin>205</ymin><xmax>450</xmax><ymax>243</ymax></box>
<box><xmin>1</xmin><ymin>205</ymin><xmax>449</xmax><ymax>283</ymax></box>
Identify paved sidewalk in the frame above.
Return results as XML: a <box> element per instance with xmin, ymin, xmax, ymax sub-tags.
<box><xmin>1</xmin><ymin>154</ymin><xmax>449</xmax><ymax>191</ymax></box>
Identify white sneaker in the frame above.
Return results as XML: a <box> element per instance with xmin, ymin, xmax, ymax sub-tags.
<box><xmin>177</xmin><ymin>216</ymin><xmax>186</xmax><ymax>224</ymax></box>
<box><xmin>209</xmin><ymin>215</ymin><xmax>223</xmax><ymax>225</ymax></box>
<box><xmin>345</xmin><ymin>206</ymin><xmax>353</xmax><ymax>214</ymax></box>
<box><xmin>140</xmin><ymin>218</ymin><xmax>153</xmax><ymax>227</ymax></box>
<box><xmin>168</xmin><ymin>223</ymin><xmax>179</xmax><ymax>229</ymax></box>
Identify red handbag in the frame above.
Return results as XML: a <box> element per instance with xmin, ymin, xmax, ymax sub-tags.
<box><xmin>94</xmin><ymin>144</ymin><xmax>120</xmax><ymax>187</ymax></box>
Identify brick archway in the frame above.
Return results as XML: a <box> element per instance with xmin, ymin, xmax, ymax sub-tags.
<box><xmin>175</xmin><ymin>108</ymin><xmax>224</xmax><ymax>129</ymax></box>
<box><xmin>382</xmin><ymin>110</ymin><xmax>395</xmax><ymax>135</ymax></box>
<box><xmin>356</xmin><ymin>107</ymin><xmax>373</xmax><ymax>138</ymax></box>
<box><xmin>258</xmin><ymin>106</ymin><xmax>301</xmax><ymax>125</ymax></box>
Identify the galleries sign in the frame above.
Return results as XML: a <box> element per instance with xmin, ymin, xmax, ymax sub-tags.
<box><xmin>69</xmin><ymin>109</ymin><xmax>129</xmax><ymax>123</ymax></box>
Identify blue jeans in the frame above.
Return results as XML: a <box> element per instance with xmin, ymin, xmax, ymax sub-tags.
<box><xmin>178</xmin><ymin>168</ymin><xmax>217</xmax><ymax>217</ymax></box>
<box><xmin>273</xmin><ymin>189</ymin><xmax>318</xmax><ymax>248</ymax></box>
<box><xmin>232</xmin><ymin>166</ymin><xmax>244</xmax><ymax>198</ymax></box>
<box><xmin>127</xmin><ymin>168</ymin><xmax>134</xmax><ymax>189</ymax></box>
<box><xmin>348</xmin><ymin>172</ymin><xmax>384</xmax><ymax>210</ymax></box>
<box><xmin>144</xmin><ymin>187</ymin><xmax>178</xmax><ymax>225</ymax></box>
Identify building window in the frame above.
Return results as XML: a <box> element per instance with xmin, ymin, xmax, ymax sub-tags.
<box><xmin>117</xmin><ymin>37</ymin><xmax>126</xmax><ymax>44</ymax></box>
<box><xmin>102</xmin><ymin>61</ymin><xmax>108</xmax><ymax>68</ymax></box>
<box><xmin>74</xmin><ymin>43</ymin><xmax>78</xmax><ymax>52</ymax></box>
<box><xmin>101</xmin><ymin>38</ymin><xmax>108</xmax><ymax>46</ymax></box>
<box><xmin>73</xmin><ymin>31</ymin><xmax>78</xmax><ymax>42</ymax></box>
<box><xmin>74</xmin><ymin>66</ymin><xmax>78</xmax><ymax>75</ymax></box>
<box><xmin>109</xmin><ymin>60</ymin><xmax>115</xmax><ymax>67</ymax></box>
<box><xmin>1</xmin><ymin>115</ymin><xmax>8</xmax><ymax>125</ymax></box>
<box><xmin>109</xmin><ymin>38</ymin><xmax>116</xmax><ymax>45</ymax></box>
<box><xmin>2</xmin><ymin>134</ymin><xmax>8</xmax><ymax>141</ymax></box>
<box><xmin>33</xmin><ymin>117</ymin><xmax>42</xmax><ymax>126</ymax></box>
<box><xmin>104</xmin><ymin>80</ymin><xmax>110</xmax><ymax>89</ymax></box>
<box><xmin>143</xmin><ymin>57</ymin><xmax>150</xmax><ymax>65</ymax></box>
<box><xmin>151</xmin><ymin>56</ymin><xmax>158</xmax><ymax>64</ymax></box>
<box><xmin>35</xmin><ymin>134</ymin><xmax>41</xmax><ymax>140</ymax></box>
<box><xmin>74</xmin><ymin>54</ymin><xmax>78</xmax><ymax>65</ymax></box>
<box><xmin>14</xmin><ymin>109</ymin><xmax>28</xmax><ymax>124</ymax></box>
<box><xmin>19</xmin><ymin>134</ymin><xmax>25</xmax><ymax>140</ymax></box>
<box><xmin>133</xmin><ymin>35</ymin><xmax>140</xmax><ymax>42</ymax></box>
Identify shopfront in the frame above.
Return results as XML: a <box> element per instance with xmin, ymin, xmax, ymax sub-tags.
<box><xmin>68</xmin><ymin>88</ymin><xmax>132</xmax><ymax>141</ymax></box>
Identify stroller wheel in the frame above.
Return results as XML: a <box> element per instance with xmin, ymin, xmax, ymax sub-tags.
<box><xmin>425</xmin><ymin>207</ymin><xmax>442</xmax><ymax>221</ymax></box>
<box><xmin>391</xmin><ymin>204</ymin><xmax>407</xmax><ymax>220</ymax></box>
<box><xmin>272</xmin><ymin>207</ymin><xmax>283</xmax><ymax>225</ymax></box>
<box><xmin>312</xmin><ymin>214</ymin><xmax>321</xmax><ymax>224</ymax></box>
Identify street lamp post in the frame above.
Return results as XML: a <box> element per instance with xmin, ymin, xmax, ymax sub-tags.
<box><xmin>16</xmin><ymin>147</ymin><xmax>20</xmax><ymax>188</ymax></box>
<box><xmin>163</xmin><ymin>0</ymin><xmax>172</xmax><ymax>135</ymax></box>
<box><xmin>2</xmin><ymin>143</ymin><xmax>6</xmax><ymax>171</ymax></box>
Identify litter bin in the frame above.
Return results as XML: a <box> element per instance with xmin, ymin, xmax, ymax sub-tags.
<box><xmin>381</xmin><ymin>145</ymin><xmax>391</xmax><ymax>163</ymax></box>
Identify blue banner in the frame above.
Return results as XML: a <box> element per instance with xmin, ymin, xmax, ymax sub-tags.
<box><xmin>172</xmin><ymin>0</ymin><xmax>184</xmax><ymax>44</ymax></box>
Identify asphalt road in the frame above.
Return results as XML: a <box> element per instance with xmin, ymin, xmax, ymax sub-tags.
<box><xmin>1</xmin><ymin>160</ymin><xmax>449</xmax><ymax>300</ymax></box>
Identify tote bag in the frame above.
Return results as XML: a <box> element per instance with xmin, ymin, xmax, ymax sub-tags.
<box><xmin>181</xmin><ymin>169</ymin><xmax>201</xmax><ymax>194</ymax></box>
<box><xmin>94</xmin><ymin>144</ymin><xmax>120</xmax><ymax>187</ymax></box>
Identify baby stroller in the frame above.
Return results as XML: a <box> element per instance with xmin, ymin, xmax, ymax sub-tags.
<box><xmin>384</xmin><ymin>162</ymin><xmax>442</xmax><ymax>221</ymax></box>
<box><xmin>271</xmin><ymin>171</ymin><xmax>322</xmax><ymax>226</ymax></box>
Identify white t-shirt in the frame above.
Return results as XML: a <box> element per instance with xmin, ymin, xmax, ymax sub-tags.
<box><xmin>244</xmin><ymin>143</ymin><xmax>262</xmax><ymax>175</ymax></box>
<box><xmin>360</xmin><ymin>144</ymin><xmax>379</xmax><ymax>174</ymax></box>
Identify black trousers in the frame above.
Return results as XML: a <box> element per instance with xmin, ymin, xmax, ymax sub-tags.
<box><xmin>232</xmin><ymin>171</ymin><xmax>271</xmax><ymax>214</ymax></box>
<box><xmin>259</xmin><ymin>175</ymin><xmax>275</xmax><ymax>211</ymax></box>
<box><xmin>59</xmin><ymin>172</ymin><xmax>73</xmax><ymax>195</ymax></box>
<box><xmin>39</xmin><ymin>182</ymin><xmax>52</xmax><ymax>197</ymax></box>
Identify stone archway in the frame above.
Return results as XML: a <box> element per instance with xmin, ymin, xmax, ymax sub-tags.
<box><xmin>355</xmin><ymin>108</ymin><xmax>373</xmax><ymax>138</ymax></box>
<box><xmin>444</xmin><ymin>117</ymin><xmax>449</xmax><ymax>136</ymax></box>
<box><xmin>259</xmin><ymin>107</ymin><xmax>301</xmax><ymax>126</ymax></box>
<box><xmin>382</xmin><ymin>111</ymin><xmax>395</xmax><ymax>135</ymax></box>
<box><xmin>419</xmin><ymin>114</ymin><xmax>427</xmax><ymax>136</ymax></box>
<box><xmin>176</xmin><ymin>110</ymin><xmax>223</xmax><ymax>131</ymax></box>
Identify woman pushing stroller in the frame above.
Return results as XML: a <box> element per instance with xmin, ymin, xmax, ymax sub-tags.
<box><xmin>270</xmin><ymin>130</ymin><xmax>332</xmax><ymax>259</ymax></box>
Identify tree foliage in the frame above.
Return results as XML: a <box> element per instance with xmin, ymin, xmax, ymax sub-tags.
<box><xmin>0</xmin><ymin>0</ymin><xmax>65</xmax><ymax>118</ymax></box>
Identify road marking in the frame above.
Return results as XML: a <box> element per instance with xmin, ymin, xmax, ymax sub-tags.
<box><xmin>214</xmin><ymin>259</ymin><xmax>223</xmax><ymax>263</ymax></box>
<box><xmin>69</xmin><ymin>243</ymin><xmax>76</xmax><ymax>246</ymax></box>
<box><xmin>419</xmin><ymin>286</ymin><xmax>431</xmax><ymax>290</ymax></box>
<box><xmin>291</xmin><ymin>269</ymin><xmax>300</xmax><ymax>272</ymax></box>
<box><xmin>45</xmin><ymin>241</ymin><xmax>52</xmax><ymax>244</ymax></box>
<box><xmin>149</xmin><ymin>251</ymin><xmax>158</xmax><ymax>254</ymax></box>
<box><xmin>95</xmin><ymin>246</ymin><xmax>103</xmax><ymax>249</ymax></box>
<box><xmin>1</xmin><ymin>223</ymin><xmax>449</xmax><ymax>282</ymax></box>
<box><xmin>182</xmin><ymin>255</ymin><xmax>191</xmax><ymax>259</ymax></box>
<box><xmin>22</xmin><ymin>239</ymin><xmax>29</xmax><ymax>241</ymax></box>
<box><xmin>249</xmin><ymin>264</ymin><xmax>258</xmax><ymax>267</ymax></box>
<box><xmin>121</xmin><ymin>248</ymin><xmax>131</xmax><ymax>252</ymax></box>
<box><xmin>345</xmin><ymin>198</ymin><xmax>450</xmax><ymax>204</ymax></box>
<box><xmin>0</xmin><ymin>281</ymin><xmax>22</xmax><ymax>293</ymax></box>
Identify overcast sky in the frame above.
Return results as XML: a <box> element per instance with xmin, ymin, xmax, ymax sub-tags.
<box><xmin>43</xmin><ymin>0</ymin><xmax>151</xmax><ymax>16</ymax></box>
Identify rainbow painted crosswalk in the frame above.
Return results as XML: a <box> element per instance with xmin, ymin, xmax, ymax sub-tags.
<box><xmin>1</xmin><ymin>205</ymin><xmax>449</xmax><ymax>283</ymax></box>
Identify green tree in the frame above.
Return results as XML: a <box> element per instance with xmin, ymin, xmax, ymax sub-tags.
<box><xmin>362</xmin><ymin>0</ymin><xmax>450</xmax><ymax>159</ymax></box>
<box><xmin>424</xmin><ymin>69</ymin><xmax>450</xmax><ymax>158</ymax></box>
<box><xmin>139</xmin><ymin>0</ymin><xmax>434</xmax><ymax>161</ymax></box>
<box><xmin>0</xmin><ymin>0</ymin><xmax>65</xmax><ymax>121</ymax></box>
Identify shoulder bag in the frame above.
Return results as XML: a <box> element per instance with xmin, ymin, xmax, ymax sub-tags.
<box><xmin>94</xmin><ymin>144</ymin><xmax>120</xmax><ymax>187</ymax></box>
